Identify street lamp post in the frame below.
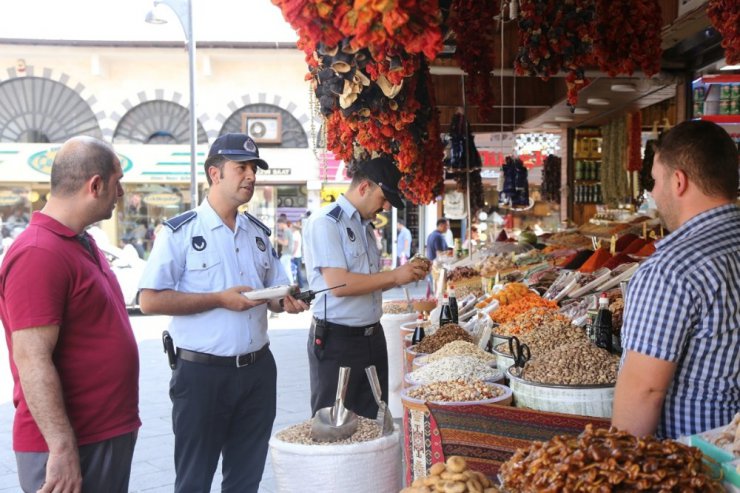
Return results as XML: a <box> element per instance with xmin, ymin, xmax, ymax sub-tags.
<box><xmin>146</xmin><ymin>0</ymin><xmax>199</xmax><ymax>208</ymax></box>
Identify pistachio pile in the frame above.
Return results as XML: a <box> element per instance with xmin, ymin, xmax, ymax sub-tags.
<box><xmin>494</xmin><ymin>324</ymin><xmax>587</xmax><ymax>359</ymax></box>
<box><xmin>276</xmin><ymin>416</ymin><xmax>382</xmax><ymax>445</ymax></box>
<box><xmin>407</xmin><ymin>380</ymin><xmax>505</xmax><ymax>403</ymax></box>
<box><xmin>519</xmin><ymin>341</ymin><xmax>619</xmax><ymax>386</ymax></box>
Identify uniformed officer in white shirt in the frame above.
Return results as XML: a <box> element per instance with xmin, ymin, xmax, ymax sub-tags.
<box><xmin>138</xmin><ymin>133</ymin><xmax>307</xmax><ymax>493</ymax></box>
<box><xmin>303</xmin><ymin>156</ymin><xmax>427</xmax><ymax>418</ymax></box>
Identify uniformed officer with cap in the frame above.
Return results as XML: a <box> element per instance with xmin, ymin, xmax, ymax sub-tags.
<box><xmin>303</xmin><ymin>155</ymin><xmax>427</xmax><ymax>419</ymax></box>
<box><xmin>138</xmin><ymin>133</ymin><xmax>308</xmax><ymax>493</ymax></box>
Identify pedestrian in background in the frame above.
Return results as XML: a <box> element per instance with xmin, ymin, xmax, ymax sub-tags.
<box><xmin>276</xmin><ymin>216</ymin><xmax>294</xmax><ymax>285</ymax></box>
<box><xmin>426</xmin><ymin>217</ymin><xmax>451</xmax><ymax>261</ymax></box>
<box><xmin>303</xmin><ymin>156</ymin><xmax>426</xmax><ymax>419</ymax></box>
<box><xmin>0</xmin><ymin>136</ymin><xmax>141</xmax><ymax>493</ymax></box>
<box><xmin>138</xmin><ymin>133</ymin><xmax>308</xmax><ymax>493</ymax></box>
<box><xmin>396</xmin><ymin>219</ymin><xmax>412</xmax><ymax>266</ymax></box>
<box><xmin>291</xmin><ymin>219</ymin><xmax>305</xmax><ymax>288</ymax></box>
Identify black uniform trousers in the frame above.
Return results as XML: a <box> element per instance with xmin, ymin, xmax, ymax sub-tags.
<box><xmin>169</xmin><ymin>347</ymin><xmax>276</xmax><ymax>493</ymax></box>
<box><xmin>307</xmin><ymin>319</ymin><xmax>389</xmax><ymax>419</ymax></box>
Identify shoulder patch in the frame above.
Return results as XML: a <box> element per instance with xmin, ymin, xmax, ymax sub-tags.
<box><xmin>327</xmin><ymin>205</ymin><xmax>343</xmax><ymax>222</ymax></box>
<box><xmin>244</xmin><ymin>212</ymin><xmax>271</xmax><ymax>237</ymax></box>
<box><xmin>163</xmin><ymin>210</ymin><xmax>197</xmax><ymax>231</ymax></box>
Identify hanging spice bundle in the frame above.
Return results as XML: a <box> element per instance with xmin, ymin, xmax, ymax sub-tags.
<box><xmin>600</xmin><ymin>116</ymin><xmax>631</xmax><ymax>204</ymax></box>
<box><xmin>626</xmin><ymin>111</ymin><xmax>642</xmax><ymax>173</ymax></box>
<box><xmin>707</xmin><ymin>0</ymin><xmax>740</xmax><ymax>65</ymax></box>
<box><xmin>540</xmin><ymin>154</ymin><xmax>561</xmax><ymax>203</ymax></box>
<box><xmin>593</xmin><ymin>0</ymin><xmax>662</xmax><ymax>77</ymax></box>
<box><xmin>515</xmin><ymin>0</ymin><xmax>597</xmax><ymax>106</ymax></box>
<box><xmin>447</xmin><ymin>0</ymin><xmax>498</xmax><ymax>120</ymax></box>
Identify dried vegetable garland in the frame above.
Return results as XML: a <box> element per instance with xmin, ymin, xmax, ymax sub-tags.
<box><xmin>272</xmin><ymin>0</ymin><xmax>446</xmax><ymax>204</ymax></box>
<box><xmin>593</xmin><ymin>0</ymin><xmax>662</xmax><ymax>77</ymax></box>
<box><xmin>500</xmin><ymin>425</ymin><xmax>725</xmax><ymax>492</ymax></box>
<box><xmin>515</xmin><ymin>0</ymin><xmax>596</xmax><ymax>106</ymax></box>
<box><xmin>447</xmin><ymin>0</ymin><xmax>498</xmax><ymax>120</ymax></box>
<box><xmin>627</xmin><ymin>111</ymin><xmax>642</xmax><ymax>173</ymax></box>
<box><xmin>708</xmin><ymin>0</ymin><xmax>740</xmax><ymax>65</ymax></box>
<box><xmin>600</xmin><ymin>116</ymin><xmax>630</xmax><ymax>204</ymax></box>
<box><xmin>540</xmin><ymin>154</ymin><xmax>561</xmax><ymax>203</ymax></box>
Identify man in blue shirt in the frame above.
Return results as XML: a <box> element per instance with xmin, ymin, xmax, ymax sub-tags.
<box><xmin>426</xmin><ymin>218</ymin><xmax>451</xmax><ymax>260</ymax></box>
<box><xmin>396</xmin><ymin>220</ymin><xmax>412</xmax><ymax>265</ymax></box>
<box><xmin>612</xmin><ymin>120</ymin><xmax>740</xmax><ymax>439</ymax></box>
<box><xmin>303</xmin><ymin>156</ymin><xmax>427</xmax><ymax>418</ymax></box>
<box><xmin>138</xmin><ymin>134</ymin><xmax>308</xmax><ymax>492</ymax></box>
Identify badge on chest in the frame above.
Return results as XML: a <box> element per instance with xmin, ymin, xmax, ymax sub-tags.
<box><xmin>192</xmin><ymin>236</ymin><xmax>207</xmax><ymax>251</ymax></box>
<box><xmin>255</xmin><ymin>237</ymin><xmax>267</xmax><ymax>251</ymax></box>
<box><xmin>346</xmin><ymin>227</ymin><xmax>356</xmax><ymax>242</ymax></box>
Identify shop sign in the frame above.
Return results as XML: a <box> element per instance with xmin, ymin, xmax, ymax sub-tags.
<box><xmin>143</xmin><ymin>193</ymin><xmax>181</xmax><ymax>207</ymax></box>
<box><xmin>27</xmin><ymin>148</ymin><xmax>133</xmax><ymax>175</ymax></box>
<box><xmin>261</xmin><ymin>168</ymin><xmax>291</xmax><ymax>176</ymax></box>
<box><xmin>0</xmin><ymin>190</ymin><xmax>22</xmax><ymax>205</ymax></box>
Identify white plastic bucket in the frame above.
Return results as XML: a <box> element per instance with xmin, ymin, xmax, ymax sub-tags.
<box><xmin>381</xmin><ymin>311</ymin><xmax>417</xmax><ymax>418</ymax></box>
<box><xmin>269</xmin><ymin>425</ymin><xmax>402</xmax><ymax>493</ymax></box>
<box><xmin>507</xmin><ymin>367</ymin><xmax>615</xmax><ymax>418</ymax></box>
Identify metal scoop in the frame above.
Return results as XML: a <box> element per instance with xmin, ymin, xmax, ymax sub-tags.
<box><xmin>365</xmin><ymin>365</ymin><xmax>393</xmax><ymax>436</ymax></box>
<box><xmin>310</xmin><ymin>366</ymin><xmax>358</xmax><ymax>442</ymax></box>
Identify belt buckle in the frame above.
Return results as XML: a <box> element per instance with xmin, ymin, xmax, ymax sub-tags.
<box><xmin>236</xmin><ymin>352</ymin><xmax>254</xmax><ymax>368</ymax></box>
<box><xmin>364</xmin><ymin>326</ymin><xmax>374</xmax><ymax>336</ymax></box>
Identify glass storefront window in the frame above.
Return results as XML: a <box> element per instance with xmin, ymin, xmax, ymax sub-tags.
<box><xmin>0</xmin><ymin>187</ymin><xmax>32</xmax><ymax>248</ymax></box>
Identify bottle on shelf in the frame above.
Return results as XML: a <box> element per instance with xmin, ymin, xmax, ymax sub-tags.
<box><xmin>593</xmin><ymin>293</ymin><xmax>613</xmax><ymax>352</ymax></box>
<box><xmin>439</xmin><ymin>293</ymin><xmax>453</xmax><ymax>326</ymax></box>
<box><xmin>448</xmin><ymin>284</ymin><xmax>459</xmax><ymax>324</ymax></box>
<box><xmin>411</xmin><ymin>313</ymin><xmax>425</xmax><ymax>345</ymax></box>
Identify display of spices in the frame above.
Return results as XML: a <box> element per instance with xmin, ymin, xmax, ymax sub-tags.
<box><xmin>542</xmin><ymin>232</ymin><xmax>593</xmax><ymax>249</ymax></box>
<box><xmin>614</xmin><ymin>232</ymin><xmax>638</xmax><ymax>252</ymax></box>
<box><xmin>622</xmin><ymin>237</ymin><xmax>647</xmax><ymax>254</ymax></box>
<box><xmin>276</xmin><ymin>416</ymin><xmax>382</xmax><ymax>445</ymax></box>
<box><xmin>407</xmin><ymin>356</ymin><xmax>502</xmax><ymax>386</ymax></box>
<box><xmin>414</xmin><ymin>323</ymin><xmax>473</xmax><ymax>354</ymax></box>
<box><xmin>494</xmin><ymin>307</ymin><xmax>571</xmax><ymax>337</ymax></box>
<box><xmin>447</xmin><ymin>266</ymin><xmax>480</xmax><ymax>282</ymax></box>
<box><xmin>519</xmin><ymin>341</ymin><xmax>619</xmax><ymax>386</ymax></box>
<box><xmin>577</xmin><ymin>248</ymin><xmax>612</xmax><ymax>273</ymax></box>
<box><xmin>406</xmin><ymin>379</ymin><xmax>505</xmax><ymax>402</ymax></box>
<box><xmin>490</xmin><ymin>293</ymin><xmax>558</xmax><ymax>325</ymax></box>
<box><xmin>634</xmin><ymin>241</ymin><xmax>656</xmax><ymax>257</ymax></box>
<box><xmin>561</xmin><ymin>249</ymin><xmax>594</xmax><ymax>270</ymax></box>
<box><xmin>420</xmin><ymin>340</ymin><xmax>496</xmax><ymax>364</ymax></box>
<box><xmin>500</xmin><ymin>425</ymin><xmax>725</xmax><ymax>492</ymax></box>
<box><xmin>601</xmin><ymin>252</ymin><xmax>636</xmax><ymax>270</ymax></box>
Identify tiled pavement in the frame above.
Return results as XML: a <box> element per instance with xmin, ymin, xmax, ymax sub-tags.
<box><xmin>0</xmin><ymin>284</ymin><xmax>426</xmax><ymax>492</ymax></box>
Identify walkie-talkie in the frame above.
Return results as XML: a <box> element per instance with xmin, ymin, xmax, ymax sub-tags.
<box><xmin>279</xmin><ymin>284</ymin><xmax>346</xmax><ymax>308</ymax></box>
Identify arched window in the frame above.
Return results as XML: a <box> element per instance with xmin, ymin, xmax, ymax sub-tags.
<box><xmin>113</xmin><ymin>100</ymin><xmax>207</xmax><ymax>144</ymax></box>
<box><xmin>0</xmin><ymin>77</ymin><xmax>101</xmax><ymax>142</ymax></box>
<box><xmin>220</xmin><ymin>103</ymin><xmax>307</xmax><ymax>148</ymax></box>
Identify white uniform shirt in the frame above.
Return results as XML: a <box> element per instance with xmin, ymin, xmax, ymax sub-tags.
<box><xmin>138</xmin><ymin>198</ymin><xmax>289</xmax><ymax>356</ymax></box>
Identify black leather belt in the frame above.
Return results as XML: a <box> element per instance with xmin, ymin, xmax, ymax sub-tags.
<box><xmin>177</xmin><ymin>344</ymin><xmax>269</xmax><ymax>368</ymax></box>
<box><xmin>313</xmin><ymin>318</ymin><xmax>381</xmax><ymax>337</ymax></box>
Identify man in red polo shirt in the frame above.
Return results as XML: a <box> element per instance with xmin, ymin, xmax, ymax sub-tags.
<box><xmin>0</xmin><ymin>136</ymin><xmax>140</xmax><ymax>493</ymax></box>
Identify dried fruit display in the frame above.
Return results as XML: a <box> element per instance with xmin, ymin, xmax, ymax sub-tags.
<box><xmin>708</xmin><ymin>0</ymin><xmax>740</xmax><ymax>65</ymax></box>
<box><xmin>593</xmin><ymin>0</ymin><xmax>662</xmax><ymax>77</ymax></box>
<box><xmin>500</xmin><ymin>425</ymin><xmax>725</xmax><ymax>491</ymax></box>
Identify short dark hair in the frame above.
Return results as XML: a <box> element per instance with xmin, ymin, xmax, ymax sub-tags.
<box><xmin>51</xmin><ymin>136</ymin><xmax>117</xmax><ymax>196</ymax></box>
<box><xmin>347</xmin><ymin>161</ymin><xmax>376</xmax><ymax>191</ymax></box>
<box><xmin>436</xmin><ymin>218</ymin><xmax>448</xmax><ymax>227</ymax></box>
<box><xmin>204</xmin><ymin>154</ymin><xmax>228</xmax><ymax>186</ymax></box>
<box><xmin>654</xmin><ymin>120</ymin><xmax>738</xmax><ymax>200</ymax></box>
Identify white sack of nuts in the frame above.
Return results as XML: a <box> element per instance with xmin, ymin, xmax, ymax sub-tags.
<box><xmin>400</xmin><ymin>455</ymin><xmax>500</xmax><ymax>493</ymax></box>
<box><xmin>275</xmin><ymin>417</ymin><xmax>382</xmax><ymax>445</ymax></box>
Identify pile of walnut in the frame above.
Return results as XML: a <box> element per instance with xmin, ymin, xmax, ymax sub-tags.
<box><xmin>499</xmin><ymin>425</ymin><xmax>725</xmax><ymax>492</ymax></box>
<box><xmin>409</xmin><ymin>254</ymin><xmax>433</xmax><ymax>274</ymax></box>
<box><xmin>400</xmin><ymin>456</ymin><xmax>500</xmax><ymax>493</ymax></box>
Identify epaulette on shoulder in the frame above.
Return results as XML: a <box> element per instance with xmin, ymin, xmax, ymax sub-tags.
<box><xmin>244</xmin><ymin>212</ymin><xmax>271</xmax><ymax>237</ymax></box>
<box><xmin>163</xmin><ymin>210</ymin><xmax>197</xmax><ymax>232</ymax></box>
<box><xmin>327</xmin><ymin>205</ymin><xmax>343</xmax><ymax>222</ymax></box>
